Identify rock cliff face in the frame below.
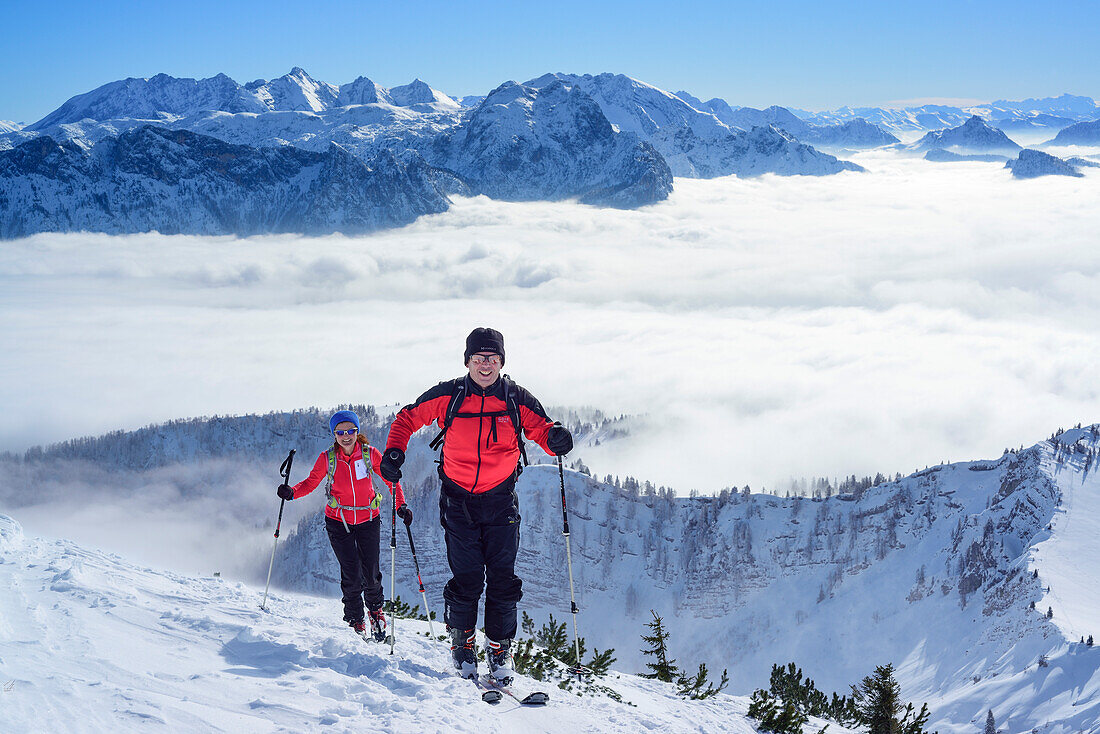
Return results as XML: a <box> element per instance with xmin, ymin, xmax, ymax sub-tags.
<box><xmin>0</xmin><ymin>126</ymin><xmax>451</xmax><ymax>238</ymax></box>
<box><xmin>426</xmin><ymin>80</ymin><xmax>673</xmax><ymax>208</ymax></box>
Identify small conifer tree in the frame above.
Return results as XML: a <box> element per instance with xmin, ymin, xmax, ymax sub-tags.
<box><xmin>984</xmin><ymin>709</ymin><xmax>996</xmax><ymax>734</ymax></box>
<box><xmin>639</xmin><ymin>611</ymin><xmax>679</xmax><ymax>682</ymax></box>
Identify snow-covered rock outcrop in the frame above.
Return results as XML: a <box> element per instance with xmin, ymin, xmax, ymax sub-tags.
<box><xmin>1005</xmin><ymin>149</ymin><xmax>1085</xmax><ymax>178</ymax></box>
<box><xmin>0</xmin><ymin>126</ymin><xmax>451</xmax><ymax>238</ymax></box>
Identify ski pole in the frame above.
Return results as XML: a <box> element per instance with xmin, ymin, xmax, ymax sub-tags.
<box><xmin>261</xmin><ymin>449</ymin><xmax>295</xmax><ymax>611</ymax></box>
<box><xmin>558</xmin><ymin>455</ymin><xmax>587</xmax><ymax>678</ymax></box>
<box><xmin>389</xmin><ymin>479</ymin><xmax>398</xmax><ymax>655</ymax></box>
<box><xmin>405</xmin><ymin>521</ymin><xmax>436</xmax><ymax>637</ymax></box>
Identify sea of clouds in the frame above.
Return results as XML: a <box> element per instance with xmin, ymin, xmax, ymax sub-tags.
<box><xmin>2</xmin><ymin>150</ymin><xmax>1099</xmax><ymax>540</ymax></box>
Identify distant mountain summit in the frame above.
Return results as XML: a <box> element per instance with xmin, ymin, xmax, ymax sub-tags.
<box><xmin>913</xmin><ymin>115</ymin><xmax>1022</xmax><ymax>154</ymax></box>
<box><xmin>427</xmin><ymin>80</ymin><xmax>672</xmax><ymax>208</ymax></box>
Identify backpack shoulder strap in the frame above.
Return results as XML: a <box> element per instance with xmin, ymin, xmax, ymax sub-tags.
<box><xmin>501</xmin><ymin>375</ymin><xmax>528</xmax><ymax>466</ymax></box>
<box><xmin>429</xmin><ymin>378</ymin><xmax>468</xmax><ymax>451</ymax></box>
<box><xmin>324</xmin><ymin>447</ymin><xmax>337</xmax><ymax>498</ymax></box>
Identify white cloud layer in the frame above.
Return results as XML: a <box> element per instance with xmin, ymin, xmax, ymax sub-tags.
<box><xmin>2</xmin><ymin>152</ymin><xmax>1099</xmax><ymax>500</ymax></box>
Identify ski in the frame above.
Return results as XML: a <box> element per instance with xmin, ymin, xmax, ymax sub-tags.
<box><xmin>469</xmin><ymin>674</ymin><xmax>503</xmax><ymax>704</ymax></box>
<box><xmin>352</xmin><ymin>628</ymin><xmax>393</xmax><ymax>646</ymax></box>
<box><xmin>479</xmin><ymin>674</ymin><xmax>549</xmax><ymax>705</ymax></box>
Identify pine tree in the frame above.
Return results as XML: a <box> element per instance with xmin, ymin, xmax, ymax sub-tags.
<box><xmin>639</xmin><ymin>611</ymin><xmax>679</xmax><ymax>682</ymax></box>
<box><xmin>748</xmin><ymin>688</ymin><xmax>808</xmax><ymax>734</ymax></box>
<box><xmin>1088</xmin><ymin>635</ymin><xmax>1094</xmax><ymax>647</ymax></box>
<box><xmin>984</xmin><ymin>709</ymin><xmax>996</xmax><ymax>734</ymax></box>
<box><xmin>851</xmin><ymin>663</ymin><xmax>931</xmax><ymax>734</ymax></box>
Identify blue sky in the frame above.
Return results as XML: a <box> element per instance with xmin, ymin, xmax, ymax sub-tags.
<box><xmin>2</xmin><ymin>0</ymin><xmax>1098</xmax><ymax>124</ymax></box>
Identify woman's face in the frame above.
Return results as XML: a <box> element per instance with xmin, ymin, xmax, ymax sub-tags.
<box><xmin>334</xmin><ymin>421</ymin><xmax>358</xmax><ymax>453</ymax></box>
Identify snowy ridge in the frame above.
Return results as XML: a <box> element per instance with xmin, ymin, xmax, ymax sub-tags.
<box><xmin>27</xmin><ymin>68</ymin><xmax>461</xmax><ymax>131</ymax></box>
<box><xmin>526</xmin><ymin>73</ymin><xmax>867</xmax><ymax>177</ymax></box>
<box><xmin>1047</xmin><ymin>119</ymin><xmax>1100</xmax><ymax>146</ymax></box>
<box><xmin>275</xmin><ymin>426</ymin><xmax>1100</xmax><ymax>734</ymax></box>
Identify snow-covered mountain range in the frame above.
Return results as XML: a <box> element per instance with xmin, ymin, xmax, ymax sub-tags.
<box><xmin>793</xmin><ymin>93</ymin><xmax>1100</xmax><ymax>136</ymax></box>
<box><xmin>2</xmin><ymin>69</ymin><xmax>1097</xmax><ymax>239</ymax></box>
<box><xmin>4</xmin><ymin>408</ymin><xmax>1100</xmax><ymax>733</ymax></box>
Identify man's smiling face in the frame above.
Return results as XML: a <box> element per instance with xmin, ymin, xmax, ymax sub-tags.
<box><xmin>467</xmin><ymin>352</ymin><xmax>502</xmax><ymax>388</ymax></box>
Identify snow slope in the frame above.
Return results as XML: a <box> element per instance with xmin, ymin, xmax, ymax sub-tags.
<box><xmin>0</xmin><ymin>512</ymin><xmax>774</xmax><ymax>734</ymax></box>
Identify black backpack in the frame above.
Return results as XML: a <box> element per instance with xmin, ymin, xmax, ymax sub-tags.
<box><xmin>428</xmin><ymin>375</ymin><xmax>529</xmax><ymax>467</ymax></box>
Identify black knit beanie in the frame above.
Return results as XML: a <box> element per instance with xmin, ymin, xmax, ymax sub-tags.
<box><xmin>464</xmin><ymin>327</ymin><xmax>505</xmax><ymax>366</ymax></box>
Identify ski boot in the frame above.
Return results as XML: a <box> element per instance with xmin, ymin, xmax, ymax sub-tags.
<box><xmin>449</xmin><ymin>627</ymin><xmax>478</xmax><ymax>679</ymax></box>
<box><xmin>485</xmin><ymin>638</ymin><xmax>515</xmax><ymax>685</ymax></box>
<box><xmin>349</xmin><ymin>618</ymin><xmax>369</xmax><ymax>641</ymax></box>
<box><xmin>368</xmin><ymin>609</ymin><xmax>388</xmax><ymax>643</ymax></box>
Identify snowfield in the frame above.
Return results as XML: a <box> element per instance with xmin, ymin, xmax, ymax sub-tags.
<box><xmin>0</xmin><ymin>512</ymin><xmax>777</xmax><ymax>734</ymax></box>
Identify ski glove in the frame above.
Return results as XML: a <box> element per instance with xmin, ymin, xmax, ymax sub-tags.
<box><xmin>396</xmin><ymin>504</ymin><xmax>413</xmax><ymax>527</ymax></box>
<box><xmin>379</xmin><ymin>448</ymin><xmax>405</xmax><ymax>483</ymax></box>
<box><xmin>277</xmin><ymin>483</ymin><xmax>294</xmax><ymax>500</ymax></box>
<box><xmin>547</xmin><ymin>423</ymin><xmax>573</xmax><ymax>456</ymax></box>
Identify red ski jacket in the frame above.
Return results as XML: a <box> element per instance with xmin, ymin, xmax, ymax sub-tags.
<box><xmin>386</xmin><ymin>375</ymin><xmax>556</xmax><ymax>494</ymax></box>
<box><xmin>292</xmin><ymin>443</ymin><xmax>405</xmax><ymax>525</ymax></box>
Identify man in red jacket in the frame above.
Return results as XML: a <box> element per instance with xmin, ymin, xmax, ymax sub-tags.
<box><xmin>379</xmin><ymin>327</ymin><xmax>573</xmax><ymax>682</ymax></box>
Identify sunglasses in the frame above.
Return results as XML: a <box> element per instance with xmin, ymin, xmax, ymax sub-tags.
<box><xmin>470</xmin><ymin>355</ymin><xmax>502</xmax><ymax>366</ymax></box>
<box><xmin>334</xmin><ymin>429</ymin><xmax>358</xmax><ymax>436</ymax></box>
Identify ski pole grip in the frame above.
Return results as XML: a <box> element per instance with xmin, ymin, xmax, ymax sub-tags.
<box><xmin>280</xmin><ymin>449</ymin><xmax>296</xmax><ymax>480</ymax></box>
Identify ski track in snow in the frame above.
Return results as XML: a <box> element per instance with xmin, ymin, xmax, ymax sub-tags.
<box><xmin>0</xmin><ymin>512</ymin><xmax>767</xmax><ymax>733</ymax></box>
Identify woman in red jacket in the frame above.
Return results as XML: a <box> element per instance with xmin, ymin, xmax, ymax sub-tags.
<box><xmin>277</xmin><ymin>410</ymin><xmax>411</xmax><ymax>642</ymax></box>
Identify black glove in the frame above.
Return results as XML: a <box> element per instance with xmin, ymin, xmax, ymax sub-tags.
<box><xmin>277</xmin><ymin>483</ymin><xmax>294</xmax><ymax>500</ymax></box>
<box><xmin>547</xmin><ymin>423</ymin><xmax>573</xmax><ymax>456</ymax></box>
<box><xmin>380</xmin><ymin>447</ymin><xmax>405</xmax><ymax>483</ymax></box>
<box><xmin>396</xmin><ymin>504</ymin><xmax>413</xmax><ymax>527</ymax></box>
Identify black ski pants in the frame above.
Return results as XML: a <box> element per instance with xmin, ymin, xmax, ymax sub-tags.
<box><xmin>325</xmin><ymin>515</ymin><xmax>384</xmax><ymax>623</ymax></box>
<box><xmin>439</xmin><ymin>475</ymin><xmax>522</xmax><ymax>641</ymax></box>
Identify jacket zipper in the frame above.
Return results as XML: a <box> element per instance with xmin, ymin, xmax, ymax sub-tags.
<box><xmin>471</xmin><ymin>393</ymin><xmax>485</xmax><ymax>491</ymax></box>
